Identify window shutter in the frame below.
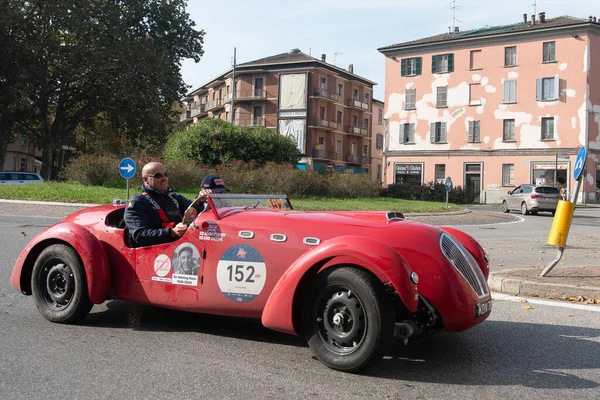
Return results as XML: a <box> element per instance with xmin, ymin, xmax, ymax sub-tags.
<box><xmin>400</xmin><ymin>59</ymin><xmax>407</xmax><ymax>76</ymax></box>
<box><xmin>430</xmin><ymin>123</ymin><xmax>436</xmax><ymax>143</ymax></box>
<box><xmin>431</xmin><ymin>56</ymin><xmax>437</xmax><ymax>73</ymax></box>
<box><xmin>441</xmin><ymin>122</ymin><xmax>447</xmax><ymax>142</ymax></box>
<box><xmin>503</xmin><ymin>82</ymin><xmax>509</xmax><ymax>103</ymax></box>
<box><xmin>475</xmin><ymin>121</ymin><xmax>480</xmax><ymax>141</ymax></box>
<box><xmin>416</xmin><ymin>57</ymin><xmax>422</xmax><ymax>75</ymax></box>
<box><xmin>447</xmin><ymin>53</ymin><xmax>454</xmax><ymax>72</ymax></box>
<box><xmin>536</xmin><ymin>78</ymin><xmax>542</xmax><ymax>101</ymax></box>
<box><xmin>554</xmin><ymin>75</ymin><xmax>560</xmax><ymax>100</ymax></box>
<box><xmin>399</xmin><ymin>124</ymin><xmax>404</xmax><ymax>144</ymax></box>
<box><xmin>468</xmin><ymin>121</ymin><xmax>474</xmax><ymax>142</ymax></box>
<box><xmin>409</xmin><ymin>124</ymin><xmax>415</xmax><ymax>143</ymax></box>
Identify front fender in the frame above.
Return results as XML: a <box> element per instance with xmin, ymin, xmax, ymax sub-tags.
<box><xmin>11</xmin><ymin>222</ymin><xmax>110</xmax><ymax>304</ymax></box>
<box><xmin>261</xmin><ymin>236</ymin><xmax>419</xmax><ymax>335</ymax></box>
<box><xmin>439</xmin><ymin>227</ymin><xmax>489</xmax><ymax>279</ymax></box>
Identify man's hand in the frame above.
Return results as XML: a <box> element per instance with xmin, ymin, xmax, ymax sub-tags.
<box><xmin>198</xmin><ymin>188</ymin><xmax>213</xmax><ymax>201</ymax></box>
<box><xmin>170</xmin><ymin>223</ymin><xmax>188</xmax><ymax>238</ymax></box>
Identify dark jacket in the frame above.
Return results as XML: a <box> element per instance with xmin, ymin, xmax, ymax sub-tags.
<box><xmin>124</xmin><ymin>185</ymin><xmax>193</xmax><ymax>247</ymax></box>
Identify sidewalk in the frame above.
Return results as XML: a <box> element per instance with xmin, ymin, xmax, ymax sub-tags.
<box><xmin>488</xmin><ymin>266</ymin><xmax>600</xmax><ymax>303</ymax></box>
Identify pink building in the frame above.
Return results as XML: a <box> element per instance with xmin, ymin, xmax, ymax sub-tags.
<box><xmin>379</xmin><ymin>13</ymin><xmax>600</xmax><ymax>203</ymax></box>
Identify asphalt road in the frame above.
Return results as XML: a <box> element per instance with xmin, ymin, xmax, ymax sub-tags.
<box><xmin>1</xmin><ymin>210</ymin><xmax>599</xmax><ymax>399</ymax></box>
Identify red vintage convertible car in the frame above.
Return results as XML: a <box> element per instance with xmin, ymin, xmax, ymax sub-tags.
<box><xmin>11</xmin><ymin>194</ymin><xmax>491</xmax><ymax>372</ymax></box>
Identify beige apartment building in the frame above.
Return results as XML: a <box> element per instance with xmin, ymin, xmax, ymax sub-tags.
<box><xmin>371</xmin><ymin>99</ymin><xmax>385</xmax><ymax>181</ymax></box>
<box><xmin>379</xmin><ymin>13</ymin><xmax>600</xmax><ymax>203</ymax></box>
<box><xmin>181</xmin><ymin>49</ymin><xmax>376</xmax><ymax>174</ymax></box>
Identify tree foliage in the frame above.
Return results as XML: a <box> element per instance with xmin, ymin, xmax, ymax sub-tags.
<box><xmin>0</xmin><ymin>0</ymin><xmax>204</xmax><ymax>178</ymax></box>
<box><xmin>164</xmin><ymin>119</ymin><xmax>302</xmax><ymax>166</ymax></box>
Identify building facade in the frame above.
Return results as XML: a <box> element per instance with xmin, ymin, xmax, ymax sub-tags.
<box><xmin>379</xmin><ymin>13</ymin><xmax>600</xmax><ymax>203</ymax></box>
<box><xmin>371</xmin><ymin>99</ymin><xmax>385</xmax><ymax>181</ymax></box>
<box><xmin>181</xmin><ymin>50</ymin><xmax>376</xmax><ymax>174</ymax></box>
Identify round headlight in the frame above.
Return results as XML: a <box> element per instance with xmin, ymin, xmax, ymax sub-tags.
<box><xmin>410</xmin><ymin>272</ymin><xmax>419</xmax><ymax>284</ymax></box>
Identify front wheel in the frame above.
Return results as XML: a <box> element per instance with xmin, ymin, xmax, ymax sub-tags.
<box><xmin>31</xmin><ymin>244</ymin><xmax>93</xmax><ymax>323</ymax></box>
<box><xmin>521</xmin><ymin>202</ymin><xmax>529</xmax><ymax>215</ymax></box>
<box><xmin>302</xmin><ymin>267</ymin><xmax>394</xmax><ymax>372</ymax></box>
<box><xmin>501</xmin><ymin>201</ymin><xmax>510</xmax><ymax>213</ymax></box>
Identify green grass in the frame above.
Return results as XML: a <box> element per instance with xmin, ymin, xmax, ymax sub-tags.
<box><xmin>0</xmin><ymin>182</ymin><xmax>463</xmax><ymax>212</ymax></box>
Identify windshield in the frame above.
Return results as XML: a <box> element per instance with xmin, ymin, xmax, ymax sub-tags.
<box><xmin>206</xmin><ymin>194</ymin><xmax>293</xmax><ymax>219</ymax></box>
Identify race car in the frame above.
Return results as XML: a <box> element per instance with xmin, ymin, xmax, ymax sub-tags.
<box><xmin>11</xmin><ymin>194</ymin><xmax>491</xmax><ymax>372</ymax></box>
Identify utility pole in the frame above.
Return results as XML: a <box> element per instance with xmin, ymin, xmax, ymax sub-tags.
<box><xmin>230</xmin><ymin>47</ymin><xmax>236</xmax><ymax>124</ymax></box>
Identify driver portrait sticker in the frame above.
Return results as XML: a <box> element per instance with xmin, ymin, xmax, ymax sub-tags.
<box><xmin>152</xmin><ymin>254</ymin><xmax>172</xmax><ymax>282</ymax></box>
<box><xmin>216</xmin><ymin>244</ymin><xmax>266</xmax><ymax>303</ymax></box>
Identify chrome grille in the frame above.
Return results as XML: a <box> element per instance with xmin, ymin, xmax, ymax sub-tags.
<box><xmin>440</xmin><ymin>233</ymin><xmax>489</xmax><ymax>298</ymax></box>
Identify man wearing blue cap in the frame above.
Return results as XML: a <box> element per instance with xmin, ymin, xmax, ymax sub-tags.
<box><xmin>124</xmin><ymin>162</ymin><xmax>227</xmax><ymax>247</ymax></box>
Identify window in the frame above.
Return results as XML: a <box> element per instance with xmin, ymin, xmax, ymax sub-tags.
<box><xmin>470</xmin><ymin>50</ymin><xmax>482</xmax><ymax>70</ymax></box>
<box><xmin>435</xmin><ymin>164</ymin><xmax>446</xmax><ymax>184</ymax></box>
<box><xmin>503</xmin><ymin>80</ymin><xmax>517</xmax><ymax>103</ymax></box>
<box><xmin>536</xmin><ymin>77</ymin><xmax>559</xmax><ymax>101</ymax></box>
<box><xmin>320</xmin><ymin>106</ymin><xmax>326</xmax><ymax>120</ymax></box>
<box><xmin>364</xmin><ymin>93</ymin><xmax>370</xmax><ymax>104</ymax></box>
<box><xmin>436</xmin><ymin>86</ymin><xmax>448</xmax><ymax>107</ymax></box>
<box><xmin>469</xmin><ymin>83</ymin><xmax>482</xmax><ymax>105</ymax></box>
<box><xmin>405</xmin><ymin>89</ymin><xmax>416</xmax><ymax>110</ymax></box>
<box><xmin>504</xmin><ymin>46</ymin><xmax>517</xmax><ymax>67</ymax></box>
<box><xmin>253</xmin><ymin>106</ymin><xmax>262</xmax><ymax>118</ymax></box>
<box><xmin>320</xmin><ymin>77</ymin><xmax>327</xmax><ymax>90</ymax></box>
<box><xmin>432</xmin><ymin>53</ymin><xmax>454</xmax><ymax>73</ymax></box>
<box><xmin>400</xmin><ymin>57</ymin><xmax>422</xmax><ymax>76</ymax></box>
<box><xmin>353</xmin><ymin>89</ymin><xmax>359</xmax><ymax>100</ymax></box>
<box><xmin>364</xmin><ymin>118</ymin><xmax>369</xmax><ymax>129</ymax></box>
<box><xmin>430</xmin><ymin>122</ymin><xmax>447</xmax><ymax>143</ymax></box>
<box><xmin>541</xmin><ymin>117</ymin><xmax>555</xmax><ymax>140</ymax></box>
<box><xmin>502</xmin><ymin>164</ymin><xmax>514</xmax><ymax>185</ymax></box>
<box><xmin>401</xmin><ymin>123</ymin><xmax>415</xmax><ymax>144</ymax></box>
<box><xmin>337</xmin><ymin>111</ymin><xmax>342</xmax><ymax>124</ymax></box>
<box><xmin>376</xmin><ymin>133</ymin><xmax>384</xmax><ymax>150</ymax></box>
<box><xmin>338</xmin><ymin>84</ymin><xmax>343</xmax><ymax>96</ymax></box>
<box><xmin>352</xmin><ymin>115</ymin><xmax>358</xmax><ymax>126</ymax></box>
<box><xmin>363</xmin><ymin>144</ymin><xmax>368</xmax><ymax>156</ymax></box>
<box><xmin>503</xmin><ymin>119</ymin><xmax>515</xmax><ymax>141</ymax></box>
<box><xmin>351</xmin><ymin>142</ymin><xmax>357</xmax><ymax>155</ymax></box>
<box><xmin>468</xmin><ymin>120</ymin><xmax>481</xmax><ymax>142</ymax></box>
<box><xmin>543</xmin><ymin>41</ymin><xmax>556</xmax><ymax>62</ymax></box>
<box><xmin>336</xmin><ymin>140</ymin><xmax>342</xmax><ymax>153</ymax></box>
<box><xmin>378</xmin><ymin>108</ymin><xmax>383</xmax><ymax>124</ymax></box>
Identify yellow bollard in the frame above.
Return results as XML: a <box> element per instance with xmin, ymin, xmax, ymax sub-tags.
<box><xmin>547</xmin><ymin>200</ymin><xmax>575</xmax><ymax>247</ymax></box>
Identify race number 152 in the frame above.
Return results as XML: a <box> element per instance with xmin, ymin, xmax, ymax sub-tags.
<box><xmin>226</xmin><ymin>264</ymin><xmax>255</xmax><ymax>283</ymax></box>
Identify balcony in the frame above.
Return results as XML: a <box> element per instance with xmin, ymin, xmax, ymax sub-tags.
<box><xmin>332</xmin><ymin>152</ymin><xmax>343</xmax><ymax>161</ymax></box>
<box><xmin>346</xmin><ymin>154</ymin><xmax>360</xmax><ymax>163</ymax></box>
<box><xmin>312</xmin><ymin>88</ymin><xmax>339</xmax><ymax>102</ymax></box>
<box><xmin>179</xmin><ymin>110</ymin><xmax>191</xmax><ymax>122</ymax></box>
<box><xmin>310</xmin><ymin>118</ymin><xmax>335</xmax><ymax>130</ymax></box>
<box><xmin>234</xmin><ymin>117</ymin><xmax>266</xmax><ymax>127</ymax></box>
<box><xmin>222</xmin><ymin>93</ymin><xmax>233</xmax><ymax>103</ymax></box>
<box><xmin>360</xmin><ymin>156</ymin><xmax>368</xmax><ymax>164</ymax></box>
<box><xmin>347</xmin><ymin>98</ymin><xmax>369</xmax><ymax>110</ymax></box>
<box><xmin>190</xmin><ymin>104</ymin><xmax>206</xmax><ymax>117</ymax></box>
<box><xmin>346</xmin><ymin>125</ymin><xmax>368</xmax><ymax>136</ymax></box>
<box><xmin>206</xmin><ymin>98</ymin><xmax>224</xmax><ymax>111</ymax></box>
<box><xmin>235</xmin><ymin>89</ymin><xmax>267</xmax><ymax>101</ymax></box>
<box><xmin>312</xmin><ymin>149</ymin><xmax>330</xmax><ymax>159</ymax></box>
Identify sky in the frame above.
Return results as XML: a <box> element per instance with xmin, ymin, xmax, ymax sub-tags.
<box><xmin>181</xmin><ymin>0</ymin><xmax>594</xmax><ymax>100</ymax></box>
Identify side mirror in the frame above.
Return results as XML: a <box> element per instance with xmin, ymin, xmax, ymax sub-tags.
<box><xmin>507</xmin><ymin>190</ymin><xmax>512</xmax><ymax>195</ymax></box>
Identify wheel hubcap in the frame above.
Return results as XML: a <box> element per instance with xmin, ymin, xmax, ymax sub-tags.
<box><xmin>40</xmin><ymin>260</ymin><xmax>75</xmax><ymax>309</ymax></box>
<box><xmin>315</xmin><ymin>288</ymin><xmax>366</xmax><ymax>355</ymax></box>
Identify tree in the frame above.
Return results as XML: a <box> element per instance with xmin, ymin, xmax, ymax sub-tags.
<box><xmin>0</xmin><ymin>0</ymin><xmax>204</xmax><ymax>178</ymax></box>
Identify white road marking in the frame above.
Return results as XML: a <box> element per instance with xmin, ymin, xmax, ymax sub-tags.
<box><xmin>492</xmin><ymin>292</ymin><xmax>600</xmax><ymax>312</ymax></box>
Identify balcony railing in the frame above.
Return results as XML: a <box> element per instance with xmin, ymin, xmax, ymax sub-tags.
<box><xmin>346</xmin><ymin>154</ymin><xmax>360</xmax><ymax>163</ymax></box>
<box><xmin>235</xmin><ymin>89</ymin><xmax>267</xmax><ymax>100</ymax></box>
<box><xmin>190</xmin><ymin>104</ymin><xmax>206</xmax><ymax>117</ymax></box>
<box><xmin>360</xmin><ymin>156</ymin><xmax>368</xmax><ymax>164</ymax></box>
<box><xmin>311</xmin><ymin>118</ymin><xmax>335</xmax><ymax>130</ymax></box>
<box><xmin>333</xmin><ymin>152</ymin><xmax>343</xmax><ymax>161</ymax></box>
<box><xmin>347</xmin><ymin>98</ymin><xmax>369</xmax><ymax>110</ymax></box>
<box><xmin>312</xmin><ymin>149</ymin><xmax>327</xmax><ymax>159</ymax></box>
<box><xmin>234</xmin><ymin>117</ymin><xmax>266</xmax><ymax>127</ymax></box>
<box><xmin>179</xmin><ymin>110</ymin><xmax>190</xmax><ymax>122</ymax></box>
<box><xmin>223</xmin><ymin>93</ymin><xmax>233</xmax><ymax>103</ymax></box>
<box><xmin>313</xmin><ymin>88</ymin><xmax>339</xmax><ymax>101</ymax></box>
<box><xmin>207</xmin><ymin>99</ymin><xmax>225</xmax><ymax>111</ymax></box>
<box><xmin>346</xmin><ymin>125</ymin><xmax>368</xmax><ymax>136</ymax></box>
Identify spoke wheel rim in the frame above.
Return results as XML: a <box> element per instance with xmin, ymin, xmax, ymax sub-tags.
<box><xmin>315</xmin><ymin>287</ymin><xmax>367</xmax><ymax>356</ymax></box>
<box><xmin>502</xmin><ymin>202</ymin><xmax>508</xmax><ymax>212</ymax></box>
<box><xmin>39</xmin><ymin>259</ymin><xmax>75</xmax><ymax>310</ymax></box>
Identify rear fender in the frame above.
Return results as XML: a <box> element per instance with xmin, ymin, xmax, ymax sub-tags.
<box><xmin>11</xmin><ymin>222</ymin><xmax>110</xmax><ymax>304</ymax></box>
<box><xmin>261</xmin><ymin>236</ymin><xmax>419</xmax><ymax>335</ymax></box>
<box><xmin>439</xmin><ymin>227</ymin><xmax>489</xmax><ymax>279</ymax></box>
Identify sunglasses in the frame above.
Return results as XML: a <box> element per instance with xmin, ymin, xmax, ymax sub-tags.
<box><xmin>144</xmin><ymin>172</ymin><xmax>168</xmax><ymax>179</ymax></box>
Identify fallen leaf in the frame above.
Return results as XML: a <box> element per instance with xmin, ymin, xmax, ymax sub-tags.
<box><xmin>21</xmin><ymin>232</ymin><xmax>27</xmax><ymax>237</ymax></box>
<box><xmin>567</xmin><ymin>314</ymin><xmax>573</xmax><ymax>317</ymax></box>
<box><xmin>587</xmin><ymin>298</ymin><xmax>597</xmax><ymax>304</ymax></box>
<box><xmin>524</xmin><ymin>305</ymin><xmax>533</xmax><ymax>310</ymax></box>
<box><xmin>520</xmin><ymin>299</ymin><xmax>528</xmax><ymax>303</ymax></box>
<box><xmin>497</xmin><ymin>263</ymin><xmax>503</xmax><ymax>266</ymax></box>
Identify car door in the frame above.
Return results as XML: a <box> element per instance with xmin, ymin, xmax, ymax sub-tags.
<box><xmin>507</xmin><ymin>186</ymin><xmax>521</xmax><ymax>209</ymax></box>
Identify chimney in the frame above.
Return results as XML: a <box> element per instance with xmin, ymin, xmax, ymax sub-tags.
<box><xmin>321</xmin><ymin>54</ymin><xmax>326</xmax><ymax>62</ymax></box>
<box><xmin>531</xmin><ymin>14</ymin><xmax>536</xmax><ymax>24</ymax></box>
<box><xmin>594</xmin><ymin>16</ymin><xmax>598</xmax><ymax>23</ymax></box>
<box><xmin>590</xmin><ymin>15</ymin><xmax>594</xmax><ymax>22</ymax></box>
<box><xmin>523</xmin><ymin>13</ymin><xmax>528</xmax><ymax>23</ymax></box>
<box><xmin>539</xmin><ymin>12</ymin><xmax>546</xmax><ymax>23</ymax></box>
<box><xmin>454</xmin><ymin>26</ymin><xmax>460</xmax><ymax>33</ymax></box>
<box><xmin>348</xmin><ymin>64</ymin><xmax>354</xmax><ymax>73</ymax></box>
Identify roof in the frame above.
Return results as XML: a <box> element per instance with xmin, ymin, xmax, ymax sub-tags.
<box><xmin>379</xmin><ymin>15</ymin><xmax>596</xmax><ymax>53</ymax></box>
<box><xmin>237</xmin><ymin>50</ymin><xmax>316</xmax><ymax>67</ymax></box>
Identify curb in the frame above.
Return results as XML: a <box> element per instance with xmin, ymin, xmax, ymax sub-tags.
<box><xmin>488</xmin><ymin>270</ymin><xmax>600</xmax><ymax>300</ymax></box>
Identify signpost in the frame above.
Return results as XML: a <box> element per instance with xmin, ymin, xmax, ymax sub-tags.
<box><xmin>445</xmin><ymin>176</ymin><xmax>453</xmax><ymax>209</ymax></box>
<box><xmin>118</xmin><ymin>157</ymin><xmax>136</xmax><ymax>201</ymax></box>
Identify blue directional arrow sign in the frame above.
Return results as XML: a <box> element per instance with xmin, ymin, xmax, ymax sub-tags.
<box><xmin>573</xmin><ymin>146</ymin><xmax>587</xmax><ymax>181</ymax></box>
<box><xmin>445</xmin><ymin>176</ymin><xmax>453</xmax><ymax>192</ymax></box>
<box><xmin>118</xmin><ymin>158</ymin><xmax>136</xmax><ymax>179</ymax></box>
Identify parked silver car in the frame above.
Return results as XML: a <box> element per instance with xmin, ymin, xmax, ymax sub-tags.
<box><xmin>0</xmin><ymin>171</ymin><xmax>44</xmax><ymax>185</ymax></box>
<box><xmin>501</xmin><ymin>184</ymin><xmax>561</xmax><ymax>215</ymax></box>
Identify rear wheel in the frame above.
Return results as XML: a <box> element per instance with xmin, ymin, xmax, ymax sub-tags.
<box><xmin>303</xmin><ymin>267</ymin><xmax>394</xmax><ymax>372</ymax></box>
<box><xmin>521</xmin><ymin>202</ymin><xmax>529</xmax><ymax>215</ymax></box>
<box><xmin>31</xmin><ymin>244</ymin><xmax>93</xmax><ymax>323</ymax></box>
<box><xmin>501</xmin><ymin>201</ymin><xmax>510</xmax><ymax>213</ymax></box>
<box><xmin>530</xmin><ymin>211</ymin><xmax>538</xmax><ymax>215</ymax></box>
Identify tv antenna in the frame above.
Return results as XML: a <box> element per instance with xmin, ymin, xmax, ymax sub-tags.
<box><xmin>532</xmin><ymin>0</ymin><xmax>537</xmax><ymax>17</ymax></box>
<box><xmin>334</xmin><ymin>51</ymin><xmax>343</xmax><ymax>65</ymax></box>
<box><xmin>449</xmin><ymin>0</ymin><xmax>462</xmax><ymax>31</ymax></box>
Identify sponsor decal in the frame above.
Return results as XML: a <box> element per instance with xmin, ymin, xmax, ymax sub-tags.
<box><xmin>153</xmin><ymin>254</ymin><xmax>171</xmax><ymax>277</ymax></box>
<box><xmin>216</xmin><ymin>244</ymin><xmax>266</xmax><ymax>303</ymax></box>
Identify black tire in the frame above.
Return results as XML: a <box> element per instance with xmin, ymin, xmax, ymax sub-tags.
<box><xmin>31</xmin><ymin>244</ymin><xmax>93</xmax><ymax>323</ymax></box>
<box><xmin>501</xmin><ymin>201</ymin><xmax>510</xmax><ymax>213</ymax></box>
<box><xmin>302</xmin><ymin>267</ymin><xmax>394</xmax><ymax>372</ymax></box>
<box><xmin>551</xmin><ymin>210</ymin><xmax>556</xmax><ymax>216</ymax></box>
<box><xmin>530</xmin><ymin>211</ymin><xmax>538</xmax><ymax>215</ymax></box>
<box><xmin>521</xmin><ymin>202</ymin><xmax>529</xmax><ymax>215</ymax></box>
